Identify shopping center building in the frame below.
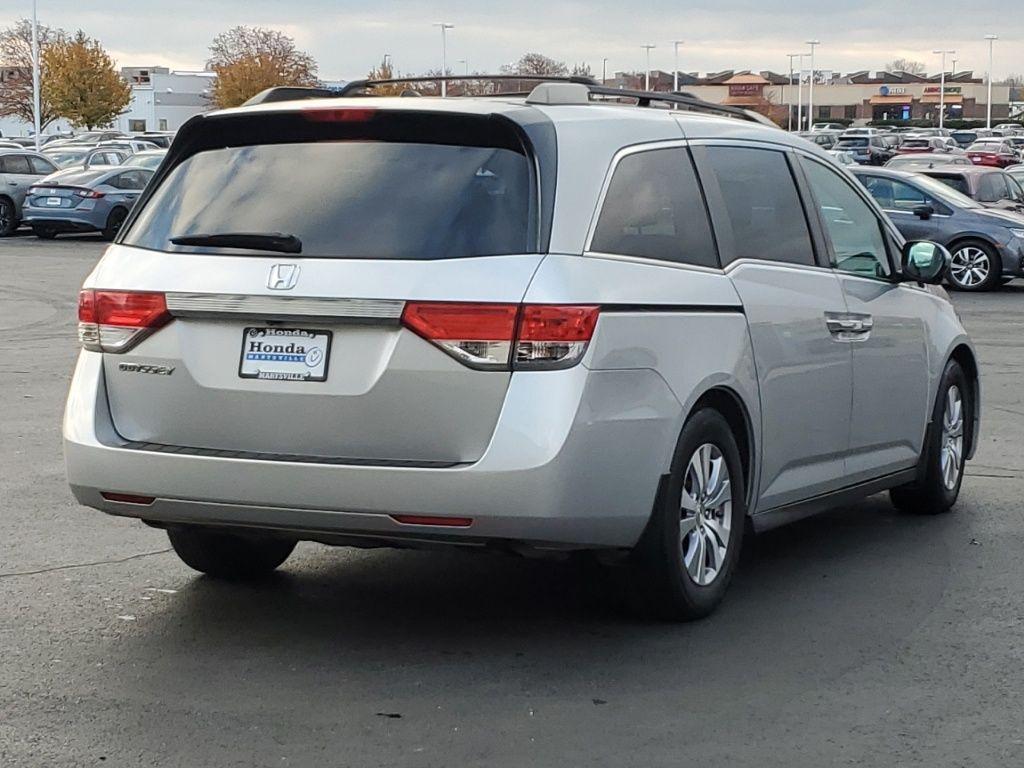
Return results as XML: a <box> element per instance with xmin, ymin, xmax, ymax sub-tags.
<box><xmin>605</xmin><ymin>69</ymin><xmax>1019</xmax><ymax>125</ymax></box>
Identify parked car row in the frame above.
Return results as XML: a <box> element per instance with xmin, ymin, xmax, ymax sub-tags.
<box><xmin>0</xmin><ymin>144</ymin><xmax>165</xmax><ymax>238</ymax></box>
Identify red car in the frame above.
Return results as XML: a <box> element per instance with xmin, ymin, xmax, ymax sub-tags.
<box><xmin>966</xmin><ymin>140</ymin><xmax>1021</xmax><ymax>168</ymax></box>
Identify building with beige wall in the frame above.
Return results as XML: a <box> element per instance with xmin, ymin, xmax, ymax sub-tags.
<box><xmin>606</xmin><ymin>69</ymin><xmax>1015</xmax><ymax>126</ymax></box>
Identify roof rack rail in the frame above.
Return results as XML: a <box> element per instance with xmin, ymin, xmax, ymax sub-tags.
<box><xmin>241</xmin><ymin>76</ymin><xmax>777</xmax><ymax>127</ymax></box>
<box><xmin>335</xmin><ymin>74</ymin><xmax>599</xmax><ymax>97</ymax></box>
<box><xmin>242</xmin><ymin>75</ymin><xmax>598</xmax><ymax>106</ymax></box>
<box><xmin>582</xmin><ymin>84</ymin><xmax>777</xmax><ymax>126</ymax></box>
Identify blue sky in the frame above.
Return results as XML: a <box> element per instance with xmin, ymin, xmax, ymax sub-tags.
<box><xmin>2</xmin><ymin>1</ymin><xmax>1021</xmax><ymax>80</ymax></box>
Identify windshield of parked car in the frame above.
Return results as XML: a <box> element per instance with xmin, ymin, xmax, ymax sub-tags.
<box><xmin>837</xmin><ymin>138</ymin><xmax>869</xmax><ymax>148</ymax></box>
<box><xmin>902</xmin><ymin>139</ymin><xmax>932</xmax><ymax>149</ymax></box>
<box><xmin>124</xmin><ymin>140</ymin><xmax>534</xmax><ymax>259</ymax></box>
<box><xmin>122</xmin><ymin>153</ymin><xmax>165</xmax><ymax>169</ymax></box>
<box><xmin>927</xmin><ymin>174</ymin><xmax>971</xmax><ymax>196</ymax></box>
<box><xmin>44</xmin><ymin>148</ymin><xmax>90</xmax><ymax>166</ymax></box>
<box><xmin>913</xmin><ymin>173</ymin><xmax>983</xmax><ymax>208</ymax></box>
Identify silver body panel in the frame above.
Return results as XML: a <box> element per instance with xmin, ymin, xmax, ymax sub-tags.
<box><xmin>64</xmin><ymin>98</ymin><xmax>978</xmax><ymax>549</ymax></box>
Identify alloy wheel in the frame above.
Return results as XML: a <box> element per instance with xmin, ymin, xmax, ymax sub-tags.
<box><xmin>679</xmin><ymin>443</ymin><xmax>732</xmax><ymax>586</ymax></box>
<box><xmin>949</xmin><ymin>246</ymin><xmax>991</xmax><ymax>288</ymax></box>
<box><xmin>940</xmin><ymin>385</ymin><xmax>964</xmax><ymax>491</ymax></box>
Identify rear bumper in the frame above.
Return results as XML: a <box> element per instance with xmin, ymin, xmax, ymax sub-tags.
<box><xmin>64</xmin><ymin>351</ymin><xmax>683</xmax><ymax>549</ymax></box>
<box><xmin>22</xmin><ymin>207</ymin><xmax>100</xmax><ymax>231</ymax></box>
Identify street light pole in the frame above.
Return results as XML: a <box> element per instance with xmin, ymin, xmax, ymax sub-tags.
<box><xmin>985</xmin><ymin>34</ymin><xmax>998</xmax><ymax>129</ymax></box>
<box><xmin>933</xmin><ymin>49</ymin><xmax>955</xmax><ymax>129</ymax></box>
<box><xmin>32</xmin><ymin>0</ymin><xmax>41</xmax><ymax>150</ymax></box>
<box><xmin>786</xmin><ymin>53</ymin><xmax>800</xmax><ymax>132</ymax></box>
<box><xmin>805</xmin><ymin>40</ymin><xmax>819</xmax><ymax>129</ymax></box>
<box><xmin>602</xmin><ymin>58</ymin><xmax>608</xmax><ymax>84</ymax></box>
<box><xmin>434</xmin><ymin>22</ymin><xmax>454</xmax><ymax>97</ymax></box>
<box><xmin>641</xmin><ymin>44</ymin><xmax>656</xmax><ymax>91</ymax></box>
<box><xmin>671</xmin><ymin>40</ymin><xmax>684</xmax><ymax>93</ymax></box>
<box><xmin>797</xmin><ymin>53</ymin><xmax>805</xmax><ymax>131</ymax></box>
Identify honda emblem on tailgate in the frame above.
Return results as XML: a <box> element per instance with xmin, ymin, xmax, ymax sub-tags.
<box><xmin>267</xmin><ymin>264</ymin><xmax>300</xmax><ymax>291</ymax></box>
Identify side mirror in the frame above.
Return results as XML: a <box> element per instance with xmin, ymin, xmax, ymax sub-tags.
<box><xmin>902</xmin><ymin>241</ymin><xmax>950</xmax><ymax>284</ymax></box>
<box><xmin>913</xmin><ymin>204</ymin><xmax>934</xmax><ymax>220</ymax></box>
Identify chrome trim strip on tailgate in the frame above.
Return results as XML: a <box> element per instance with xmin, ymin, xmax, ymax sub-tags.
<box><xmin>164</xmin><ymin>293</ymin><xmax>405</xmax><ymax>321</ymax></box>
<box><xmin>121</xmin><ymin>441</ymin><xmax>465</xmax><ymax>468</ymax></box>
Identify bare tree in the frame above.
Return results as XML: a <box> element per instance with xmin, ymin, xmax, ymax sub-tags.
<box><xmin>884</xmin><ymin>58</ymin><xmax>927</xmax><ymax>75</ymax></box>
<box><xmin>571</xmin><ymin>62</ymin><xmax>593</xmax><ymax>78</ymax></box>
<box><xmin>0</xmin><ymin>19</ymin><xmax>67</xmax><ymax>130</ymax></box>
<box><xmin>1000</xmin><ymin>73</ymin><xmax>1024</xmax><ymax>87</ymax></box>
<box><xmin>502</xmin><ymin>53</ymin><xmax>569</xmax><ymax>77</ymax></box>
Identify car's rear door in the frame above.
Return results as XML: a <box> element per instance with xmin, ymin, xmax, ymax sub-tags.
<box><xmin>797</xmin><ymin>155</ymin><xmax>930</xmax><ymax>482</ymax></box>
<box><xmin>96</xmin><ymin>108</ymin><xmax>548</xmax><ymax>465</ymax></box>
<box><xmin>0</xmin><ymin>154</ymin><xmax>36</xmax><ymax>208</ymax></box>
<box><xmin>693</xmin><ymin>143</ymin><xmax>854</xmax><ymax>511</ymax></box>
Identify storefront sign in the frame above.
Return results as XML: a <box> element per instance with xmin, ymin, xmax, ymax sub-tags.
<box><xmin>923</xmin><ymin>86</ymin><xmax>962</xmax><ymax>94</ymax></box>
<box><xmin>728</xmin><ymin>83</ymin><xmax>764</xmax><ymax>97</ymax></box>
<box><xmin>879</xmin><ymin>86</ymin><xmax>908</xmax><ymax>96</ymax></box>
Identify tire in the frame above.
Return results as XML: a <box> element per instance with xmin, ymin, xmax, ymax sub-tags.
<box><xmin>32</xmin><ymin>224</ymin><xmax>57</xmax><ymax>240</ymax></box>
<box><xmin>628</xmin><ymin>408</ymin><xmax>746</xmax><ymax>621</ymax></box>
<box><xmin>947</xmin><ymin>240</ymin><xmax>1002</xmax><ymax>292</ymax></box>
<box><xmin>102</xmin><ymin>207</ymin><xmax>128</xmax><ymax>241</ymax></box>
<box><xmin>167</xmin><ymin>526</ymin><xmax>296</xmax><ymax>580</ymax></box>
<box><xmin>0</xmin><ymin>197</ymin><xmax>16</xmax><ymax>236</ymax></box>
<box><xmin>890</xmin><ymin>360</ymin><xmax>969</xmax><ymax>515</ymax></box>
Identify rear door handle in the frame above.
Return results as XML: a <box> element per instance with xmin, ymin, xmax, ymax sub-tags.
<box><xmin>825</xmin><ymin>312</ymin><xmax>873</xmax><ymax>341</ymax></box>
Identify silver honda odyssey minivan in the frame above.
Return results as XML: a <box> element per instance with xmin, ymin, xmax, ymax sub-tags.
<box><xmin>64</xmin><ymin>81</ymin><xmax>980</xmax><ymax>619</ymax></box>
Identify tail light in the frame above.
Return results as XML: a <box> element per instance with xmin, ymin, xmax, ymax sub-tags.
<box><xmin>74</xmin><ymin>188</ymin><xmax>104</xmax><ymax>199</ymax></box>
<box><xmin>78</xmin><ymin>290</ymin><xmax>171</xmax><ymax>352</ymax></box>
<box><xmin>401</xmin><ymin>302</ymin><xmax>600</xmax><ymax>371</ymax></box>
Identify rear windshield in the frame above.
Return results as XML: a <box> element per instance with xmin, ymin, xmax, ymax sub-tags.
<box><xmin>968</xmin><ymin>142</ymin><xmax>1005</xmax><ymax>152</ymax></box>
<box><xmin>930</xmin><ymin>175</ymin><xmax>970</xmax><ymax>195</ymax></box>
<box><xmin>837</xmin><ymin>138</ymin><xmax>869</xmax><ymax>148</ymax></box>
<box><xmin>902</xmin><ymin>139</ymin><xmax>931</xmax><ymax>148</ymax></box>
<box><xmin>124</xmin><ymin>117</ymin><xmax>536</xmax><ymax>260</ymax></box>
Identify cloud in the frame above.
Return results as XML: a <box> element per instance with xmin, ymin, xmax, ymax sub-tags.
<box><xmin>1</xmin><ymin>1</ymin><xmax>1020</xmax><ymax>81</ymax></box>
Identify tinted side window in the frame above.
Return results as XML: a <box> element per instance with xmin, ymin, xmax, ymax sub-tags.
<box><xmin>1</xmin><ymin>154</ymin><xmax>31</xmax><ymax>174</ymax></box>
<box><xmin>859</xmin><ymin>175</ymin><xmax>929</xmax><ymax>210</ymax></box>
<box><xmin>800</xmin><ymin>158</ymin><xmax>891</xmax><ymax>278</ymax></box>
<box><xmin>28</xmin><ymin>156</ymin><xmax>56</xmax><ymax>175</ymax></box>
<box><xmin>591</xmin><ymin>148</ymin><xmax>718</xmax><ymax>267</ymax></box>
<box><xmin>703</xmin><ymin>146</ymin><xmax>816</xmax><ymax>266</ymax></box>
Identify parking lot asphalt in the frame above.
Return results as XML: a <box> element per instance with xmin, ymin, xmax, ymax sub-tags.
<box><xmin>2</xmin><ymin>234</ymin><xmax>1023</xmax><ymax>768</ymax></box>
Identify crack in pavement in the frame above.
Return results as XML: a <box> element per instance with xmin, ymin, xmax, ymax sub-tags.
<box><xmin>0</xmin><ymin>548</ymin><xmax>172</xmax><ymax>579</ymax></box>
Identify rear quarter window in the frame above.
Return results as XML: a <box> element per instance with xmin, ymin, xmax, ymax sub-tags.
<box><xmin>590</xmin><ymin>147</ymin><xmax>718</xmax><ymax>268</ymax></box>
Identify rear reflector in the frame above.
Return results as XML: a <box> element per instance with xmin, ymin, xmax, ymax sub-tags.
<box><xmin>78</xmin><ymin>290</ymin><xmax>172</xmax><ymax>353</ymax></box>
<box><xmin>391</xmin><ymin>514</ymin><xmax>474</xmax><ymax>528</ymax></box>
<box><xmin>401</xmin><ymin>302</ymin><xmax>600</xmax><ymax>371</ymax></box>
<box><xmin>100</xmin><ymin>492</ymin><xmax>156</xmax><ymax>505</ymax></box>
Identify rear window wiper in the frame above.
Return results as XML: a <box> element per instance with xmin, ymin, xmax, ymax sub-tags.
<box><xmin>169</xmin><ymin>232</ymin><xmax>302</xmax><ymax>254</ymax></box>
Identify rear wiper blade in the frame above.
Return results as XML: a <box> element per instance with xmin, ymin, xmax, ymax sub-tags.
<box><xmin>170</xmin><ymin>232</ymin><xmax>302</xmax><ymax>254</ymax></box>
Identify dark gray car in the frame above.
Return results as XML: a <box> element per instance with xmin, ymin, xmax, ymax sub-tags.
<box><xmin>853</xmin><ymin>166</ymin><xmax>1024</xmax><ymax>291</ymax></box>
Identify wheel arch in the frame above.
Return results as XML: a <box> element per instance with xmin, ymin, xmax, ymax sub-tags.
<box><xmin>947</xmin><ymin>343</ymin><xmax>980</xmax><ymax>460</ymax></box>
<box><xmin>686</xmin><ymin>386</ymin><xmax>757</xmax><ymax>511</ymax></box>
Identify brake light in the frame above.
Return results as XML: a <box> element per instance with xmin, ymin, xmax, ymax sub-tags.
<box><xmin>515</xmin><ymin>304</ymin><xmax>600</xmax><ymax>369</ymax></box>
<box><xmin>74</xmin><ymin>188</ymin><xmax>104</xmax><ymax>199</ymax></box>
<box><xmin>78</xmin><ymin>290</ymin><xmax>171</xmax><ymax>353</ymax></box>
<box><xmin>401</xmin><ymin>302</ymin><xmax>518</xmax><ymax>369</ymax></box>
<box><xmin>303</xmin><ymin>108</ymin><xmax>377</xmax><ymax>123</ymax></box>
<box><xmin>401</xmin><ymin>302</ymin><xmax>600</xmax><ymax>371</ymax></box>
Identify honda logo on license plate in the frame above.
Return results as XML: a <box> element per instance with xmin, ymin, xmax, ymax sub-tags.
<box><xmin>267</xmin><ymin>264</ymin><xmax>300</xmax><ymax>291</ymax></box>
